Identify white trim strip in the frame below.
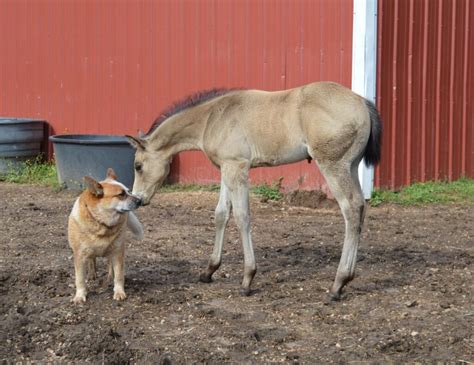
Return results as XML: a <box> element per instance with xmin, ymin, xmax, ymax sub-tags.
<box><xmin>352</xmin><ymin>0</ymin><xmax>378</xmax><ymax>199</ymax></box>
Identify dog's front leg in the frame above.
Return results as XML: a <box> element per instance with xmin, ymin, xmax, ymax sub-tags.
<box><xmin>110</xmin><ymin>244</ymin><xmax>126</xmax><ymax>300</ymax></box>
<box><xmin>73</xmin><ymin>253</ymin><xmax>87</xmax><ymax>303</ymax></box>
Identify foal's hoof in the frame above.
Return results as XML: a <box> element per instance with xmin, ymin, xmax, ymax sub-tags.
<box><xmin>329</xmin><ymin>291</ymin><xmax>342</xmax><ymax>302</ymax></box>
<box><xmin>199</xmin><ymin>272</ymin><xmax>213</xmax><ymax>283</ymax></box>
<box><xmin>240</xmin><ymin>287</ymin><xmax>252</xmax><ymax>297</ymax></box>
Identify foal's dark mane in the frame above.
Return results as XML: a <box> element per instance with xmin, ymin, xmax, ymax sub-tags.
<box><xmin>146</xmin><ymin>88</ymin><xmax>237</xmax><ymax>136</ymax></box>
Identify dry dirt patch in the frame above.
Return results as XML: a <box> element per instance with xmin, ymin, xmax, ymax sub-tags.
<box><xmin>0</xmin><ymin>183</ymin><xmax>472</xmax><ymax>363</ymax></box>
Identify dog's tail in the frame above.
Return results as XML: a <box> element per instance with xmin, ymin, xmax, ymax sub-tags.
<box><xmin>127</xmin><ymin>212</ymin><xmax>144</xmax><ymax>240</ymax></box>
<box><xmin>363</xmin><ymin>99</ymin><xmax>383</xmax><ymax>167</ymax></box>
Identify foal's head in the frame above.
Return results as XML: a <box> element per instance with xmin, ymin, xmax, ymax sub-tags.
<box><xmin>126</xmin><ymin>135</ymin><xmax>171</xmax><ymax>206</ymax></box>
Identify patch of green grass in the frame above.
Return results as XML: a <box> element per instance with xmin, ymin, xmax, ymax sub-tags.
<box><xmin>252</xmin><ymin>182</ymin><xmax>284</xmax><ymax>201</ymax></box>
<box><xmin>370</xmin><ymin>178</ymin><xmax>474</xmax><ymax>206</ymax></box>
<box><xmin>1</xmin><ymin>156</ymin><xmax>61</xmax><ymax>189</ymax></box>
<box><xmin>160</xmin><ymin>179</ymin><xmax>285</xmax><ymax>201</ymax></box>
<box><xmin>159</xmin><ymin>183</ymin><xmax>221</xmax><ymax>193</ymax></box>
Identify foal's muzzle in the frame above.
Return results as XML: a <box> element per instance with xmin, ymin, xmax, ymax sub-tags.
<box><xmin>139</xmin><ymin>199</ymin><xmax>150</xmax><ymax>207</ymax></box>
<box><xmin>135</xmin><ymin>197</ymin><xmax>143</xmax><ymax>207</ymax></box>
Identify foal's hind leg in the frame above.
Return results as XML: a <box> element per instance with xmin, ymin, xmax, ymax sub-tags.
<box><xmin>316</xmin><ymin>160</ymin><xmax>366</xmax><ymax>300</ymax></box>
<box><xmin>199</xmin><ymin>178</ymin><xmax>232</xmax><ymax>283</ymax></box>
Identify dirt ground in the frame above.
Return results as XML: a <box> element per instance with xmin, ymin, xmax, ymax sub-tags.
<box><xmin>0</xmin><ymin>183</ymin><xmax>472</xmax><ymax>364</ymax></box>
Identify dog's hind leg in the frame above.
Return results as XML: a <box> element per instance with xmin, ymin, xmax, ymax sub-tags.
<box><xmin>105</xmin><ymin>259</ymin><xmax>113</xmax><ymax>285</ymax></box>
<box><xmin>87</xmin><ymin>258</ymin><xmax>97</xmax><ymax>281</ymax></box>
<box><xmin>98</xmin><ymin>259</ymin><xmax>114</xmax><ymax>289</ymax></box>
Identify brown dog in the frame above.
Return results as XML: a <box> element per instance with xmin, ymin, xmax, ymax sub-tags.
<box><xmin>68</xmin><ymin>168</ymin><xmax>143</xmax><ymax>303</ymax></box>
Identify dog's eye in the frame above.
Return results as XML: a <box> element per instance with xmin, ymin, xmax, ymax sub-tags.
<box><xmin>119</xmin><ymin>191</ymin><xmax>127</xmax><ymax>198</ymax></box>
<box><xmin>134</xmin><ymin>163</ymin><xmax>142</xmax><ymax>172</ymax></box>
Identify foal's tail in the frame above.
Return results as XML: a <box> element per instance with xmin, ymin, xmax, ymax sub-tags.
<box><xmin>127</xmin><ymin>212</ymin><xmax>144</xmax><ymax>241</ymax></box>
<box><xmin>363</xmin><ymin>99</ymin><xmax>382</xmax><ymax>167</ymax></box>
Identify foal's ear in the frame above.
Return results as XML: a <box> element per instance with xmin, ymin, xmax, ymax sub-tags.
<box><xmin>84</xmin><ymin>176</ymin><xmax>104</xmax><ymax>198</ymax></box>
<box><xmin>106</xmin><ymin>168</ymin><xmax>117</xmax><ymax>180</ymax></box>
<box><xmin>125</xmin><ymin>135</ymin><xmax>146</xmax><ymax>150</ymax></box>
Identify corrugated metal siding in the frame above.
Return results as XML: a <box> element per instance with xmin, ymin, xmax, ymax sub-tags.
<box><xmin>0</xmin><ymin>0</ymin><xmax>353</xmax><ymax>194</ymax></box>
<box><xmin>376</xmin><ymin>0</ymin><xmax>474</xmax><ymax>189</ymax></box>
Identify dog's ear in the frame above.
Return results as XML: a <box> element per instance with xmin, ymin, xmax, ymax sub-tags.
<box><xmin>84</xmin><ymin>176</ymin><xmax>104</xmax><ymax>198</ymax></box>
<box><xmin>126</xmin><ymin>135</ymin><xmax>146</xmax><ymax>150</ymax></box>
<box><xmin>106</xmin><ymin>168</ymin><xmax>117</xmax><ymax>180</ymax></box>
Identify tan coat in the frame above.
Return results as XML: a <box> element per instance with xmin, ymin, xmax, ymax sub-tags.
<box><xmin>68</xmin><ymin>169</ymin><xmax>143</xmax><ymax>303</ymax></box>
<box><xmin>127</xmin><ymin>81</ymin><xmax>382</xmax><ymax>299</ymax></box>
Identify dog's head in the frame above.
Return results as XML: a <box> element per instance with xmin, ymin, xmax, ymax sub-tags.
<box><xmin>83</xmin><ymin>168</ymin><xmax>142</xmax><ymax>213</ymax></box>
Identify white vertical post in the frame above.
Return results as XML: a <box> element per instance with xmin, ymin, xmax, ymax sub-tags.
<box><xmin>352</xmin><ymin>0</ymin><xmax>378</xmax><ymax>199</ymax></box>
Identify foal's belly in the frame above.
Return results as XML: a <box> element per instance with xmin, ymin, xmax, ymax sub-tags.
<box><xmin>250</xmin><ymin>144</ymin><xmax>309</xmax><ymax>167</ymax></box>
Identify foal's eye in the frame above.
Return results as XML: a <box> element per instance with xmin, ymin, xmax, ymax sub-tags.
<box><xmin>135</xmin><ymin>163</ymin><xmax>142</xmax><ymax>172</ymax></box>
<box><xmin>119</xmin><ymin>191</ymin><xmax>127</xmax><ymax>198</ymax></box>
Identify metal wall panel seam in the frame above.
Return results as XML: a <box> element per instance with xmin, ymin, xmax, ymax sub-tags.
<box><xmin>461</xmin><ymin>0</ymin><xmax>469</xmax><ymax>175</ymax></box>
<box><xmin>448</xmin><ymin>0</ymin><xmax>456</xmax><ymax>180</ymax></box>
<box><xmin>434</xmin><ymin>0</ymin><xmax>443</xmax><ymax>180</ymax></box>
<box><xmin>406</xmin><ymin>0</ymin><xmax>414</xmax><ymax>186</ymax></box>
<box><xmin>420</xmin><ymin>0</ymin><xmax>429</xmax><ymax>182</ymax></box>
<box><xmin>375</xmin><ymin>0</ymin><xmax>384</xmax><ymax>188</ymax></box>
<box><xmin>390</xmin><ymin>0</ymin><xmax>398</xmax><ymax>190</ymax></box>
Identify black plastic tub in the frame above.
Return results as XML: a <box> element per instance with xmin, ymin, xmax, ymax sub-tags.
<box><xmin>49</xmin><ymin>134</ymin><xmax>135</xmax><ymax>189</ymax></box>
<box><xmin>0</xmin><ymin>118</ymin><xmax>46</xmax><ymax>174</ymax></box>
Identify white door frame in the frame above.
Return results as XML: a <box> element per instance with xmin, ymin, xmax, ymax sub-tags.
<box><xmin>352</xmin><ymin>0</ymin><xmax>378</xmax><ymax>199</ymax></box>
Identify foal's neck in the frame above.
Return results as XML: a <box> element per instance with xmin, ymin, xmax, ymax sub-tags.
<box><xmin>149</xmin><ymin>108</ymin><xmax>206</xmax><ymax>156</ymax></box>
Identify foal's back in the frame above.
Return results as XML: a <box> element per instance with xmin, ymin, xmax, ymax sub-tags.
<box><xmin>202</xmin><ymin>82</ymin><xmax>370</xmax><ymax>168</ymax></box>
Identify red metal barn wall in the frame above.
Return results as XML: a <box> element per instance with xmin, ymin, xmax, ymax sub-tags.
<box><xmin>0</xmin><ymin>0</ymin><xmax>353</xmax><ymax>194</ymax></box>
<box><xmin>376</xmin><ymin>0</ymin><xmax>474</xmax><ymax>189</ymax></box>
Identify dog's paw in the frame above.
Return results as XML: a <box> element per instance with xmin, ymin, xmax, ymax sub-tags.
<box><xmin>113</xmin><ymin>291</ymin><xmax>127</xmax><ymax>301</ymax></box>
<box><xmin>72</xmin><ymin>294</ymin><xmax>87</xmax><ymax>304</ymax></box>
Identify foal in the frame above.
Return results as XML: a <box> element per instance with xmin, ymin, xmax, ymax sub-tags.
<box><xmin>127</xmin><ymin>81</ymin><xmax>382</xmax><ymax>300</ymax></box>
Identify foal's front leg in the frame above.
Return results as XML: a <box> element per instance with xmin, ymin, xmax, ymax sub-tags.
<box><xmin>222</xmin><ymin>164</ymin><xmax>256</xmax><ymax>296</ymax></box>
<box><xmin>200</xmin><ymin>178</ymin><xmax>231</xmax><ymax>283</ymax></box>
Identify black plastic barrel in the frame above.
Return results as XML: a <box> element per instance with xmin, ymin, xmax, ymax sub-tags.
<box><xmin>49</xmin><ymin>134</ymin><xmax>135</xmax><ymax>189</ymax></box>
<box><xmin>0</xmin><ymin>118</ymin><xmax>45</xmax><ymax>173</ymax></box>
